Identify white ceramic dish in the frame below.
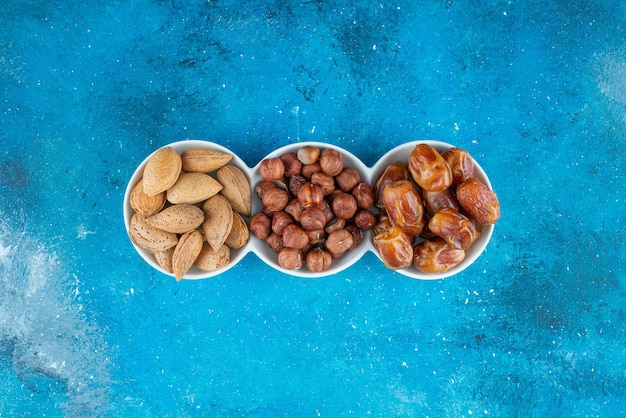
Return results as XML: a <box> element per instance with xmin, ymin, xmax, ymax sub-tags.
<box><xmin>122</xmin><ymin>140</ymin><xmax>253</xmax><ymax>280</ymax></box>
<box><xmin>123</xmin><ymin>140</ymin><xmax>495</xmax><ymax>280</ymax></box>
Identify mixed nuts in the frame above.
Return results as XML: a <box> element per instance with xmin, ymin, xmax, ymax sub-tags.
<box><xmin>128</xmin><ymin>146</ymin><xmax>251</xmax><ymax>280</ymax></box>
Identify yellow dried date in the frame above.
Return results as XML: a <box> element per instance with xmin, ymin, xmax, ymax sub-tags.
<box><xmin>443</xmin><ymin>147</ymin><xmax>474</xmax><ymax>186</ymax></box>
<box><xmin>373</xmin><ymin>225</ymin><xmax>414</xmax><ymax>270</ymax></box>
<box><xmin>413</xmin><ymin>239</ymin><xmax>465</xmax><ymax>273</ymax></box>
<box><xmin>407</xmin><ymin>144</ymin><xmax>453</xmax><ymax>191</ymax></box>
<box><xmin>374</xmin><ymin>161</ymin><xmax>409</xmax><ymax>209</ymax></box>
<box><xmin>382</xmin><ymin>180</ymin><xmax>425</xmax><ymax>237</ymax></box>
<box><xmin>428</xmin><ymin>208</ymin><xmax>480</xmax><ymax>250</ymax></box>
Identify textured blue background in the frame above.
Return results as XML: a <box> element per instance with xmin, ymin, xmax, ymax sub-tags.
<box><xmin>1</xmin><ymin>0</ymin><xmax>625</xmax><ymax>416</ymax></box>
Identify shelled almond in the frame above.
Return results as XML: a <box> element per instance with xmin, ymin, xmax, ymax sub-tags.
<box><xmin>128</xmin><ymin>146</ymin><xmax>251</xmax><ymax>280</ymax></box>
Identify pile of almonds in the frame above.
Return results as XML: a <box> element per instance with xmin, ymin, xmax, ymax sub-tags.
<box><xmin>373</xmin><ymin>144</ymin><xmax>500</xmax><ymax>273</ymax></box>
<box><xmin>128</xmin><ymin>146</ymin><xmax>251</xmax><ymax>280</ymax></box>
<box><xmin>249</xmin><ymin>145</ymin><xmax>376</xmax><ymax>272</ymax></box>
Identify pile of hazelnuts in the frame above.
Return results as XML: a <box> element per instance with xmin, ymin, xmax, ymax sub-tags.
<box><xmin>248</xmin><ymin>145</ymin><xmax>376</xmax><ymax>272</ymax></box>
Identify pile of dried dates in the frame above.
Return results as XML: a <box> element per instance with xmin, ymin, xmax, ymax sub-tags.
<box><xmin>373</xmin><ymin>144</ymin><xmax>500</xmax><ymax>273</ymax></box>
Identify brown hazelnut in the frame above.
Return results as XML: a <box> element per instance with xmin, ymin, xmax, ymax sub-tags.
<box><xmin>280</xmin><ymin>152</ymin><xmax>303</xmax><ymax>177</ymax></box>
<box><xmin>262</xmin><ymin>187</ymin><xmax>289</xmax><ymax>212</ymax></box>
<box><xmin>335</xmin><ymin>167</ymin><xmax>361</xmax><ymax>192</ymax></box>
<box><xmin>354</xmin><ymin>208</ymin><xmax>377</xmax><ymax>231</ymax></box>
<box><xmin>344</xmin><ymin>224</ymin><xmax>364</xmax><ymax>250</ymax></box>
<box><xmin>281</xmin><ymin>223</ymin><xmax>309</xmax><ymax>249</ymax></box>
<box><xmin>259</xmin><ymin>158</ymin><xmax>285</xmax><ymax>181</ymax></box>
<box><xmin>297</xmin><ymin>182</ymin><xmax>324</xmax><ymax>208</ymax></box>
<box><xmin>288</xmin><ymin>174</ymin><xmax>308</xmax><ymax>196</ymax></box>
<box><xmin>284</xmin><ymin>198</ymin><xmax>304</xmax><ymax>222</ymax></box>
<box><xmin>277</xmin><ymin>247</ymin><xmax>303</xmax><ymax>270</ymax></box>
<box><xmin>248</xmin><ymin>212</ymin><xmax>271</xmax><ymax>239</ymax></box>
<box><xmin>306</xmin><ymin>229</ymin><xmax>326</xmax><ymax>245</ymax></box>
<box><xmin>297</xmin><ymin>145</ymin><xmax>321</xmax><ymax>165</ymax></box>
<box><xmin>328</xmin><ymin>249</ymin><xmax>346</xmax><ymax>259</ymax></box>
<box><xmin>300</xmin><ymin>206</ymin><xmax>327</xmax><ymax>231</ymax></box>
<box><xmin>324</xmin><ymin>217</ymin><xmax>346</xmax><ymax>234</ymax></box>
<box><xmin>266</xmin><ymin>232</ymin><xmax>284</xmax><ymax>253</ymax></box>
<box><xmin>316</xmin><ymin>201</ymin><xmax>334</xmax><ymax>223</ymax></box>
<box><xmin>271</xmin><ymin>211</ymin><xmax>295</xmax><ymax>235</ymax></box>
<box><xmin>319</xmin><ymin>148</ymin><xmax>344</xmax><ymax>176</ymax></box>
<box><xmin>305</xmin><ymin>248</ymin><xmax>333</xmax><ymax>272</ymax></box>
<box><xmin>324</xmin><ymin>228</ymin><xmax>353</xmax><ymax>254</ymax></box>
<box><xmin>301</xmin><ymin>162</ymin><xmax>322</xmax><ymax>179</ymax></box>
<box><xmin>352</xmin><ymin>182</ymin><xmax>375</xmax><ymax>209</ymax></box>
<box><xmin>331</xmin><ymin>193</ymin><xmax>358</xmax><ymax>220</ymax></box>
<box><xmin>256</xmin><ymin>180</ymin><xmax>277</xmax><ymax>198</ymax></box>
<box><xmin>310</xmin><ymin>172</ymin><xmax>336</xmax><ymax>196</ymax></box>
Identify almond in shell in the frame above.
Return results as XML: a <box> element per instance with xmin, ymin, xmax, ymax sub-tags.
<box><xmin>216</xmin><ymin>164</ymin><xmax>251</xmax><ymax>217</ymax></box>
<box><xmin>224</xmin><ymin>210</ymin><xmax>249</xmax><ymax>249</ymax></box>
<box><xmin>153</xmin><ymin>247</ymin><xmax>175</xmax><ymax>274</ymax></box>
<box><xmin>130</xmin><ymin>178</ymin><xmax>166</xmax><ymax>216</ymax></box>
<box><xmin>142</xmin><ymin>146</ymin><xmax>182</xmax><ymax>196</ymax></box>
<box><xmin>146</xmin><ymin>204</ymin><xmax>205</xmax><ymax>234</ymax></box>
<box><xmin>195</xmin><ymin>242</ymin><xmax>230</xmax><ymax>271</ymax></box>
<box><xmin>129</xmin><ymin>213</ymin><xmax>178</xmax><ymax>252</ymax></box>
<box><xmin>201</xmin><ymin>194</ymin><xmax>234</xmax><ymax>251</ymax></box>
<box><xmin>181</xmin><ymin>148</ymin><xmax>233</xmax><ymax>173</ymax></box>
<box><xmin>166</xmin><ymin>172</ymin><xmax>223</xmax><ymax>205</ymax></box>
<box><xmin>172</xmin><ymin>230</ymin><xmax>204</xmax><ymax>281</ymax></box>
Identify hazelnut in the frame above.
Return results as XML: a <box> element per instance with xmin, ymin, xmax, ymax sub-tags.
<box><xmin>297</xmin><ymin>145</ymin><xmax>321</xmax><ymax>165</ymax></box>
<box><xmin>262</xmin><ymin>187</ymin><xmax>289</xmax><ymax>212</ymax></box>
<box><xmin>284</xmin><ymin>198</ymin><xmax>304</xmax><ymax>222</ymax></box>
<box><xmin>266</xmin><ymin>232</ymin><xmax>284</xmax><ymax>253</ymax></box>
<box><xmin>288</xmin><ymin>174</ymin><xmax>307</xmax><ymax>196</ymax></box>
<box><xmin>335</xmin><ymin>167</ymin><xmax>361</xmax><ymax>192</ymax></box>
<box><xmin>256</xmin><ymin>180</ymin><xmax>277</xmax><ymax>198</ymax></box>
<box><xmin>344</xmin><ymin>224</ymin><xmax>364</xmax><ymax>250</ymax></box>
<box><xmin>306</xmin><ymin>229</ymin><xmax>326</xmax><ymax>245</ymax></box>
<box><xmin>280</xmin><ymin>152</ymin><xmax>303</xmax><ymax>177</ymax></box>
<box><xmin>300</xmin><ymin>206</ymin><xmax>327</xmax><ymax>231</ymax></box>
<box><xmin>319</xmin><ymin>148</ymin><xmax>343</xmax><ymax>176</ymax></box>
<box><xmin>324</xmin><ymin>217</ymin><xmax>346</xmax><ymax>234</ymax></box>
<box><xmin>331</xmin><ymin>192</ymin><xmax>358</xmax><ymax>220</ymax></box>
<box><xmin>281</xmin><ymin>223</ymin><xmax>309</xmax><ymax>249</ymax></box>
<box><xmin>316</xmin><ymin>201</ymin><xmax>334</xmax><ymax>223</ymax></box>
<box><xmin>301</xmin><ymin>162</ymin><xmax>322</xmax><ymax>179</ymax></box>
<box><xmin>328</xmin><ymin>249</ymin><xmax>346</xmax><ymax>259</ymax></box>
<box><xmin>352</xmin><ymin>182</ymin><xmax>375</xmax><ymax>209</ymax></box>
<box><xmin>297</xmin><ymin>182</ymin><xmax>324</xmax><ymax>208</ymax></box>
<box><xmin>324</xmin><ymin>228</ymin><xmax>353</xmax><ymax>254</ymax></box>
<box><xmin>277</xmin><ymin>247</ymin><xmax>303</xmax><ymax>270</ymax></box>
<box><xmin>354</xmin><ymin>208</ymin><xmax>376</xmax><ymax>231</ymax></box>
<box><xmin>311</xmin><ymin>172</ymin><xmax>336</xmax><ymax>196</ymax></box>
<box><xmin>305</xmin><ymin>248</ymin><xmax>333</xmax><ymax>272</ymax></box>
<box><xmin>259</xmin><ymin>158</ymin><xmax>285</xmax><ymax>181</ymax></box>
<box><xmin>248</xmin><ymin>212</ymin><xmax>271</xmax><ymax>239</ymax></box>
<box><xmin>271</xmin><ymin>211</ymin><xmax>295</xmax><ymax>235</ymax></box>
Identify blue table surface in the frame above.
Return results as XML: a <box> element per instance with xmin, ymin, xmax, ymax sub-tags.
<box><xmin>1</xmin><ymin>0</ymin><xmax>625</xmax><ymax>416</ymax></box>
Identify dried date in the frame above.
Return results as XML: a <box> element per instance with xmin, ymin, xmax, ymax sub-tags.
<box><xmin>407</xmin><ymin>144</ymin><xmax>453</xmax><ymax>191</ymax></box>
